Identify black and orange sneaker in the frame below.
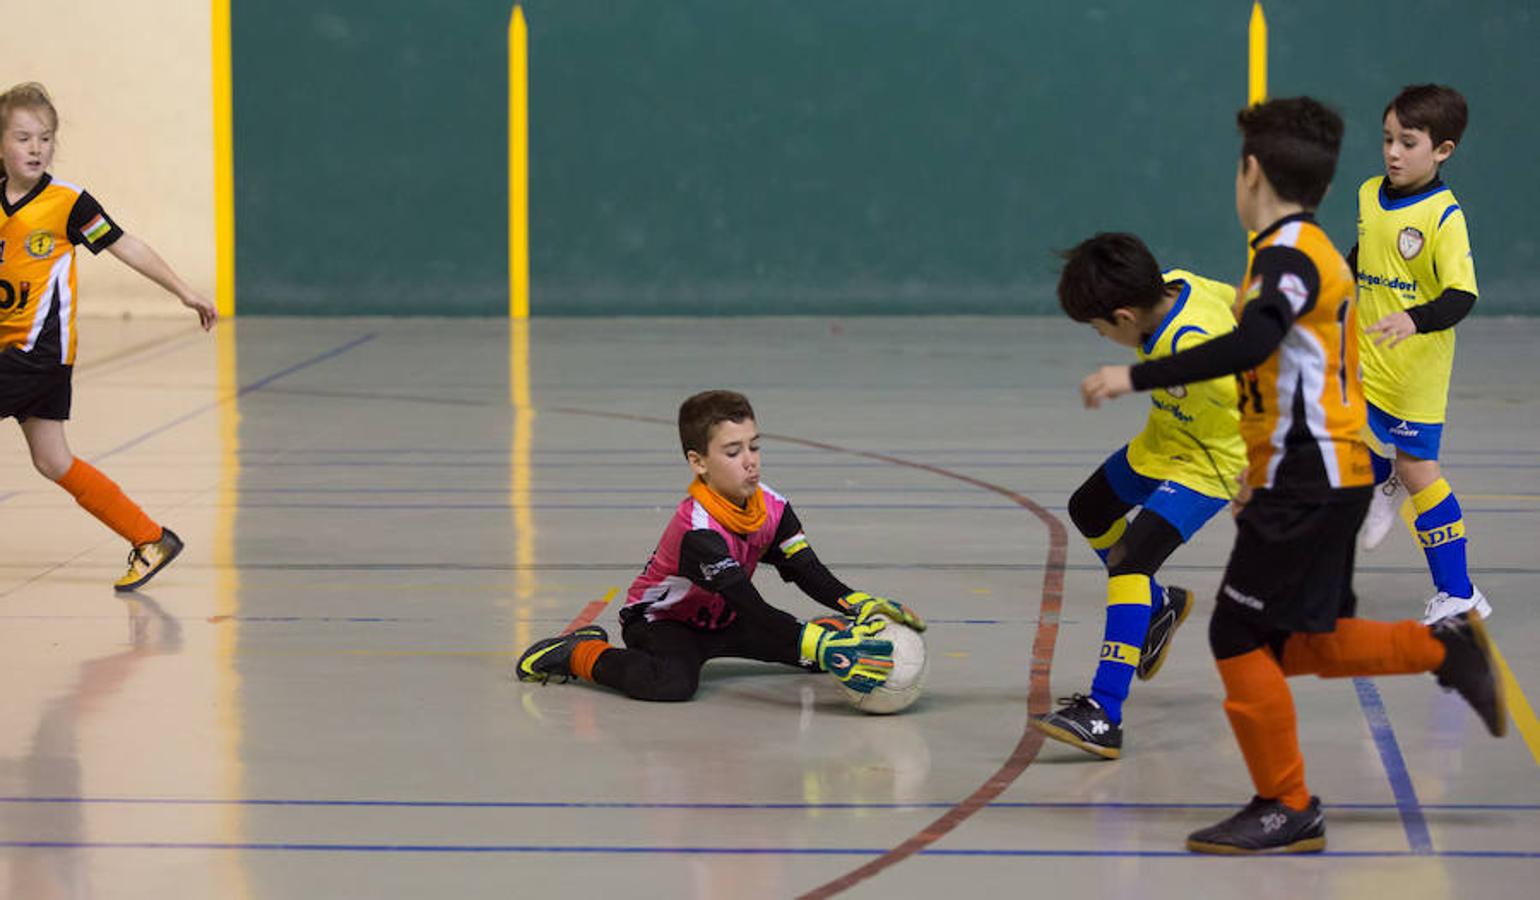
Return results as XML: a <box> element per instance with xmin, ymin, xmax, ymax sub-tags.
<box><xmin>516</xmin><ymin>625</ymin><xmax>609</xmax><ymax>684</ymax></box>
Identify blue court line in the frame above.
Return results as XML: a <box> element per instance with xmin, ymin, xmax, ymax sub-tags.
<box><xmin>0</xmin><ymin>334</ymin><xmax>378</xmax><ymax>507</ymax></box>
<box><xmin>198</xmin><ymin>502</ymin><xmax>1050</xmax><ymax>511</ymax></box>
<box><xmin>1354</xmin><ymin>677</ymin><xmax>1434</xmax><ymax>854</ymax></box>
<box><xmin>0</xmin><ymin>616</ymin><xmax>1015</xmax><ymax>627</ymax></box>
<box><xmin>229</xmin><ymin>446</ymin><xmax>1540</xmax><ymax>459</ymax></box>
<box><xmin>221</xmin><ymin>458</ymin><xmax>1540</xmax><ymax>470</ymax></box>
<box><xmin>3</xmin><ymin>797</ymin><xmax>1534</xmax><ymax>812</ymax></box>
<box><xmin>90</xmin><ymin>333</ymin><xmax>378</xmax><ymax>464</ymax></box>
<box><xmin>1</xmin><ymin>840</ymin><xmax>1535</xmax><ymax>858</ymax></box>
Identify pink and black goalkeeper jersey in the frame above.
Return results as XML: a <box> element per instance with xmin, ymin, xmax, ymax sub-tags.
<box><xmin>624</xmin><ymin>483</ymin><xmax>814</xmax><ymax>630</ymax></box>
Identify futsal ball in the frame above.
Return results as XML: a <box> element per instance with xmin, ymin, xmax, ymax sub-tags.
<box><xmin>842</xmin><ymin>618</ymin><xmax>927</xmax><ymax>715</ymax></box>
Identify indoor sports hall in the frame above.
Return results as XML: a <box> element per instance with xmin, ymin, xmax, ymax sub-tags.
<box><xmin>3</xmin><ymin>3</ymin><xmax>1538</xmax><ymax>898</ymax></box>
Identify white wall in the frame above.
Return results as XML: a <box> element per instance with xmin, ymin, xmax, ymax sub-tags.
<box><xmin>9</xmin><ymin>1</ymin><xmax>215</xmax><ymax>320</ymax></box>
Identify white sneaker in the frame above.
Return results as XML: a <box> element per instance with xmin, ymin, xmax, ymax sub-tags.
<box><xmin>1361</xmin><ymin>474</ymin><xmax>1404</xmax><ymax>551</ymax></box>
<box><xmin>1422</xmin><ymin>587</ymin><xmax>1493</xmax><ymax>625</ymax></box>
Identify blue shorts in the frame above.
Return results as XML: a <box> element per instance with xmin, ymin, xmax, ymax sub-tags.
<box><xmin>1103</xmin><ymin>447</ymin><xmax>1230</xmax><ymax>542</ymax></box>
<box><xmin>1366</xmin><ymin>403</ymin><xmax>1443</xmax><ymax>460</ymax></box>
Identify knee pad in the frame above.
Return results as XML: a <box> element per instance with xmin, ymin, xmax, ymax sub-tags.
<box><xmin>1068</xmin><ymin>469</ymin><xmax>1126</xmax><ymax>538</ymax></box>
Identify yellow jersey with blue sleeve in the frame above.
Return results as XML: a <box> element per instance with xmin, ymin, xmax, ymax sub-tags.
<box><xmin>1124</xmin><ymin>269</ymin><xmax>1246</xmax><ymax>499</ymax></box>
<box><xmin>1355</xmin><ymin>176</ymin><xmax>1477</xmax><ymax>423</ymax></box>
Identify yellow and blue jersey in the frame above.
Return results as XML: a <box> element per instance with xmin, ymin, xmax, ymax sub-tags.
<box><xmin>1124</xmin><ymin>269</ymin><xmax>1246</xmax><ymax>499</ymax></box>
<box><xmin>1355</xmin><ymin>176</ymin><xmax>1478</xmax><ymax>423</ymax></box>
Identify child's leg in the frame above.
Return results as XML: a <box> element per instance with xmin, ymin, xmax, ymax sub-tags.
<box><xmin>586</xmin><ymin>619</ymin><xmax>711</xmax><ymax>702</ymax></box>
<box><xmin>1360</xmin><ymin>407</ymin><xmax>1409</xmax><ymax>552</ymax></box>
<box><xmin>23</xmin><ymin>418</ymin><xmax>161</xmax><ymax>546</ymax></box>
<box><xmin>1088</xmin><ymin>510</ymin><xmax>1183</xmax><ymax>723</ymax></box>
<box><xmin>1067</xmin><ymin>456</ymin><xmax>1140</xmax><ymax>567</ymax></box>
<box><xmin>1209</xmin><ymin>606</ymin><xmax>1311</xmax><ymax>811</ymax></box>
<box><xmin>1399</xmin><ymin>453</ymin><xmax>1480</xmax><ymax>609</ymax></box>
<box><xmin>1278</xmin><ymin>618</ymin><xmax>1443</xmax><ymax>677</ymax></box>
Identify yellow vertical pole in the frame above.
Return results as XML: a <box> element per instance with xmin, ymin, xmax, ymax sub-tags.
<box><xmin>1246</xmin><ymin>2</ymin><xmax>1267</xmax><ymax>262</ymax></box>
<box><xmin>510</xmin><ymin>7</ymin><xmax>537</xmax><ymax>622</ymax></box>
<box><xmin>212</xmin><ymin>0</ymin><xmax>236</xmax><ymax>317</ymax></box>
<box><xmin>509</xmin><ymin>5</ymin><xmax>529</xmax><ymax>319</ymax></box>
<box><xmin>1248</xmin><ymin>2</ymin><xmax>1267</xmax><ymax>106</ymax></box>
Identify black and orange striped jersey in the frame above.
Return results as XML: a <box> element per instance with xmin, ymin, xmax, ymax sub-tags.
<box><xmin>1129</xmin><ymin>213</ymin><xmax>1373</xmax><ymax>496</ymax></box>
<box><xmin>0</xmin><ymin>174</ymin><xmax>123</xmax><ymax>366</ymax></box>
<box><xmin>1235</xmin><ymin>214</ymin><xmax>1372</xmax><ymax>492</ymax></box>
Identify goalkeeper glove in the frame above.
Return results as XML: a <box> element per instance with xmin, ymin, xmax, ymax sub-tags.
<box><xmin>839</xmin><ymin>591</ymin><xmax>926</xmax><ymax>632</ymax></box>
<box><xmin>799</xmin><ymin>618</ymin><xmax>894</xmax><ymax>694</ymax></box>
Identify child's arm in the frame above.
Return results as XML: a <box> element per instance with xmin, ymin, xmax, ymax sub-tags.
<box><xmin>765</xmin><ymin>505</ymin><xmax>926</xmax><ymax>630</ymax></box>
<box><xmin>1082</xmin><ymin>245</ymin><xmax>1304</xmax><ymax>408</ymax></box>
<box><xmin>107</xmin><ymin>235</ymin><xmax>218</xmax><ymax>330</ymax></box>
<box><xmin>679</xmin><ymin>527</ymin><xmax>895</xmax><ymax>691</ymax></box>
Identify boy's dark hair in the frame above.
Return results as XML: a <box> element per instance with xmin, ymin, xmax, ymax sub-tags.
<box><xmin>678</xmin><ymin>390</ymin><xmax>756</xmax><ymax>456</ymax></box>
<box><xmin>1236</xmin><ymin>96</ymin><xmax>1344</xmax><ymax>208</ymax></box>
<box><xmin>1385</xmin><ymin>84</ymin><xmax>1468</xmax><ymax>147</ymax></box>
<box><xmin>1057</xmin><ymin>232</ymin><xmax>1165</xmax><ymax>324</ymax></box>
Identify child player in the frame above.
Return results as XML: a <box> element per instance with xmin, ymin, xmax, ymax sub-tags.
<box><xmin>1033</xmin><ymin>233</ymin><xmax>1246</xmax><ymax>759</ymax></box>
<box><xmin>516</xmin><ymin>390</ymin><xmax>923</xmax><ymax>702</ymax></box>
<box><xmin>1081</xmin><ymin>97</ymin><xmax>1505</xmax><ymax>854</ymax></box>
<box><xmin>1352</xmin><ymin>84</ymin><xmax>1488</xmax><ymax>624</ymax></box>
<box><xmin>1</xmin><ymin>83</ymin><xmax>216</xmax><ymax>590</ymax></box>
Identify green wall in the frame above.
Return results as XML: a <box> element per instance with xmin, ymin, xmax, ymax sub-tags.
<box><xmin>233</xmin><ymin>1</ymin><xmax>1539</xmax><ymax>315</ymax></box>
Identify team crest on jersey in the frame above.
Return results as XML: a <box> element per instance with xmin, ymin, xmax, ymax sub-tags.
<box><xmin>1397</xmin><ymin>226</ymin><xmax>1425</xmax><ymax>260</ymax></box>
<box><xmin>25</xmin><ymin>230</ymin><xmax>55</xmax><ymax>259</ymax></box>
<box><xmin>1166</xmin><ymin>385</ymin><xmax>1188</xmax><ymax>399</ymax></box>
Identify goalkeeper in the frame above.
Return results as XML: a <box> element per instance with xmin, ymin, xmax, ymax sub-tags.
<box><xmin>516</xmin><ymin>389</ymin><xmax>923</xmax><ymax>701</ymax></box>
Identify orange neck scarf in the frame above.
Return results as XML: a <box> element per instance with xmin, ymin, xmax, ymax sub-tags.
<box><xmin>688</xmin><ymin>479</ymin><xmax>767</xmax><ymax>534</ymax></box>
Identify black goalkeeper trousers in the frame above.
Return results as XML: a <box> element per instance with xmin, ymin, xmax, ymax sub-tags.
<box><xmin>590</xmin><ymin>614</ymin><xmax>804</xmax><ymax>702</ymax></box>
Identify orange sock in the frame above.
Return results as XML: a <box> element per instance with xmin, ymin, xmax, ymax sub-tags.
<box><xmin>55</xmin><ymin>459</ymin><xmax>161</xmax><ymax>547</ymax></box>
<box><xmin>569</xmin><ymin>640</ymin><xmax>613</xmax><ymax>682</ymax></box>
<box><xmin>1217</xmin><ymin>648</ymin><xmax>1310</xmax><ymax>811</ymax></box>
<box><xmin>1279</xmin><ymin>619</ymin><xmax>1445</xmax><ymax>678</ymax></box>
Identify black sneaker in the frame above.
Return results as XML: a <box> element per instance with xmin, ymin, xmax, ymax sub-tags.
<box><xmin>1187</xmin><ymin>795</ymin><xmax>1326</xmax><ymax>854</ymax></box>
<box><xmin>1030</xmin><ymin>693</ymin><xmax>1122</xmax><ymax>759</ymax></box>
<box><xmin>515</xmin><ymin>625</ymin><xmax>609</xmax><ymax>683</ymax></box>
<box><xmin>1432</xmin><ymin>613</ymin><xmax>1508</xmax><ymax>737</ymax></box>
<box><xmin>1138</xmin><ymin>585</ymin><xmax>1194</xmax><ymax>681</ymax></box>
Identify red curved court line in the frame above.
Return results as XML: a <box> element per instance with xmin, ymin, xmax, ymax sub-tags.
<box><xmin>546</xmin><ymin>408</ymin><xmax>1068</xmax><ymax>897</ymax></box>
<box><xmin>561</xmin><ymin>598</ymin><xmax>612</xmax><ymax>635</ymax></box>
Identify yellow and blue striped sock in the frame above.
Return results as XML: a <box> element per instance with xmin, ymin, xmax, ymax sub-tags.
<box><xmin>1411</xmin><ymin>479</ymin><xmax>1473</xmax><ymax>598</ymax></box>
<box><xmin>1089</xmin><ymin>574</ymin><xmax>1153</xmax><ymax>723</ymax></box>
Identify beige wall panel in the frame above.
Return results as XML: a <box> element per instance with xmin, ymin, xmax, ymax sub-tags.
<box><xmin>9</xmin><ymin>1</ymin><xmax>215</xmax><ymax>320</ymax></box>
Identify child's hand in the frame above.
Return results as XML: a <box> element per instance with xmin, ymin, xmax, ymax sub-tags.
<box><xmin>1365</xmin><ymin>311</ymin><xmax>1416</xmax><ymax>348</ymax></box>
<box><xmin>1081</xmin><ymin>365</ymin><xmax>1133</xmax><ymax>408</ymax></box>
<box><xmin>181</xmin><ymin>291</ymin><xmax>218</xmax><ymax>331</ymax></box>
<box><xmin>840</xmin><ymin>592</ymin><xmax>926</xmax><ymax>632</ymax></box>
<box><xmin>1230</xmin><ymin>466</ymin><xmax>1253</xmax><ymax>517</ymax></box>
<box><xmin>800</xmin><ymin>619</ymin><xmax>894</xmax><ymax>694</ymax></box>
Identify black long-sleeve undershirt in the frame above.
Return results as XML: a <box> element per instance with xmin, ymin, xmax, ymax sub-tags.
<box><xmin>1130</xmin><ymin>241</ymin><xmax>1311</xmax><ymax>392</ymax></box>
